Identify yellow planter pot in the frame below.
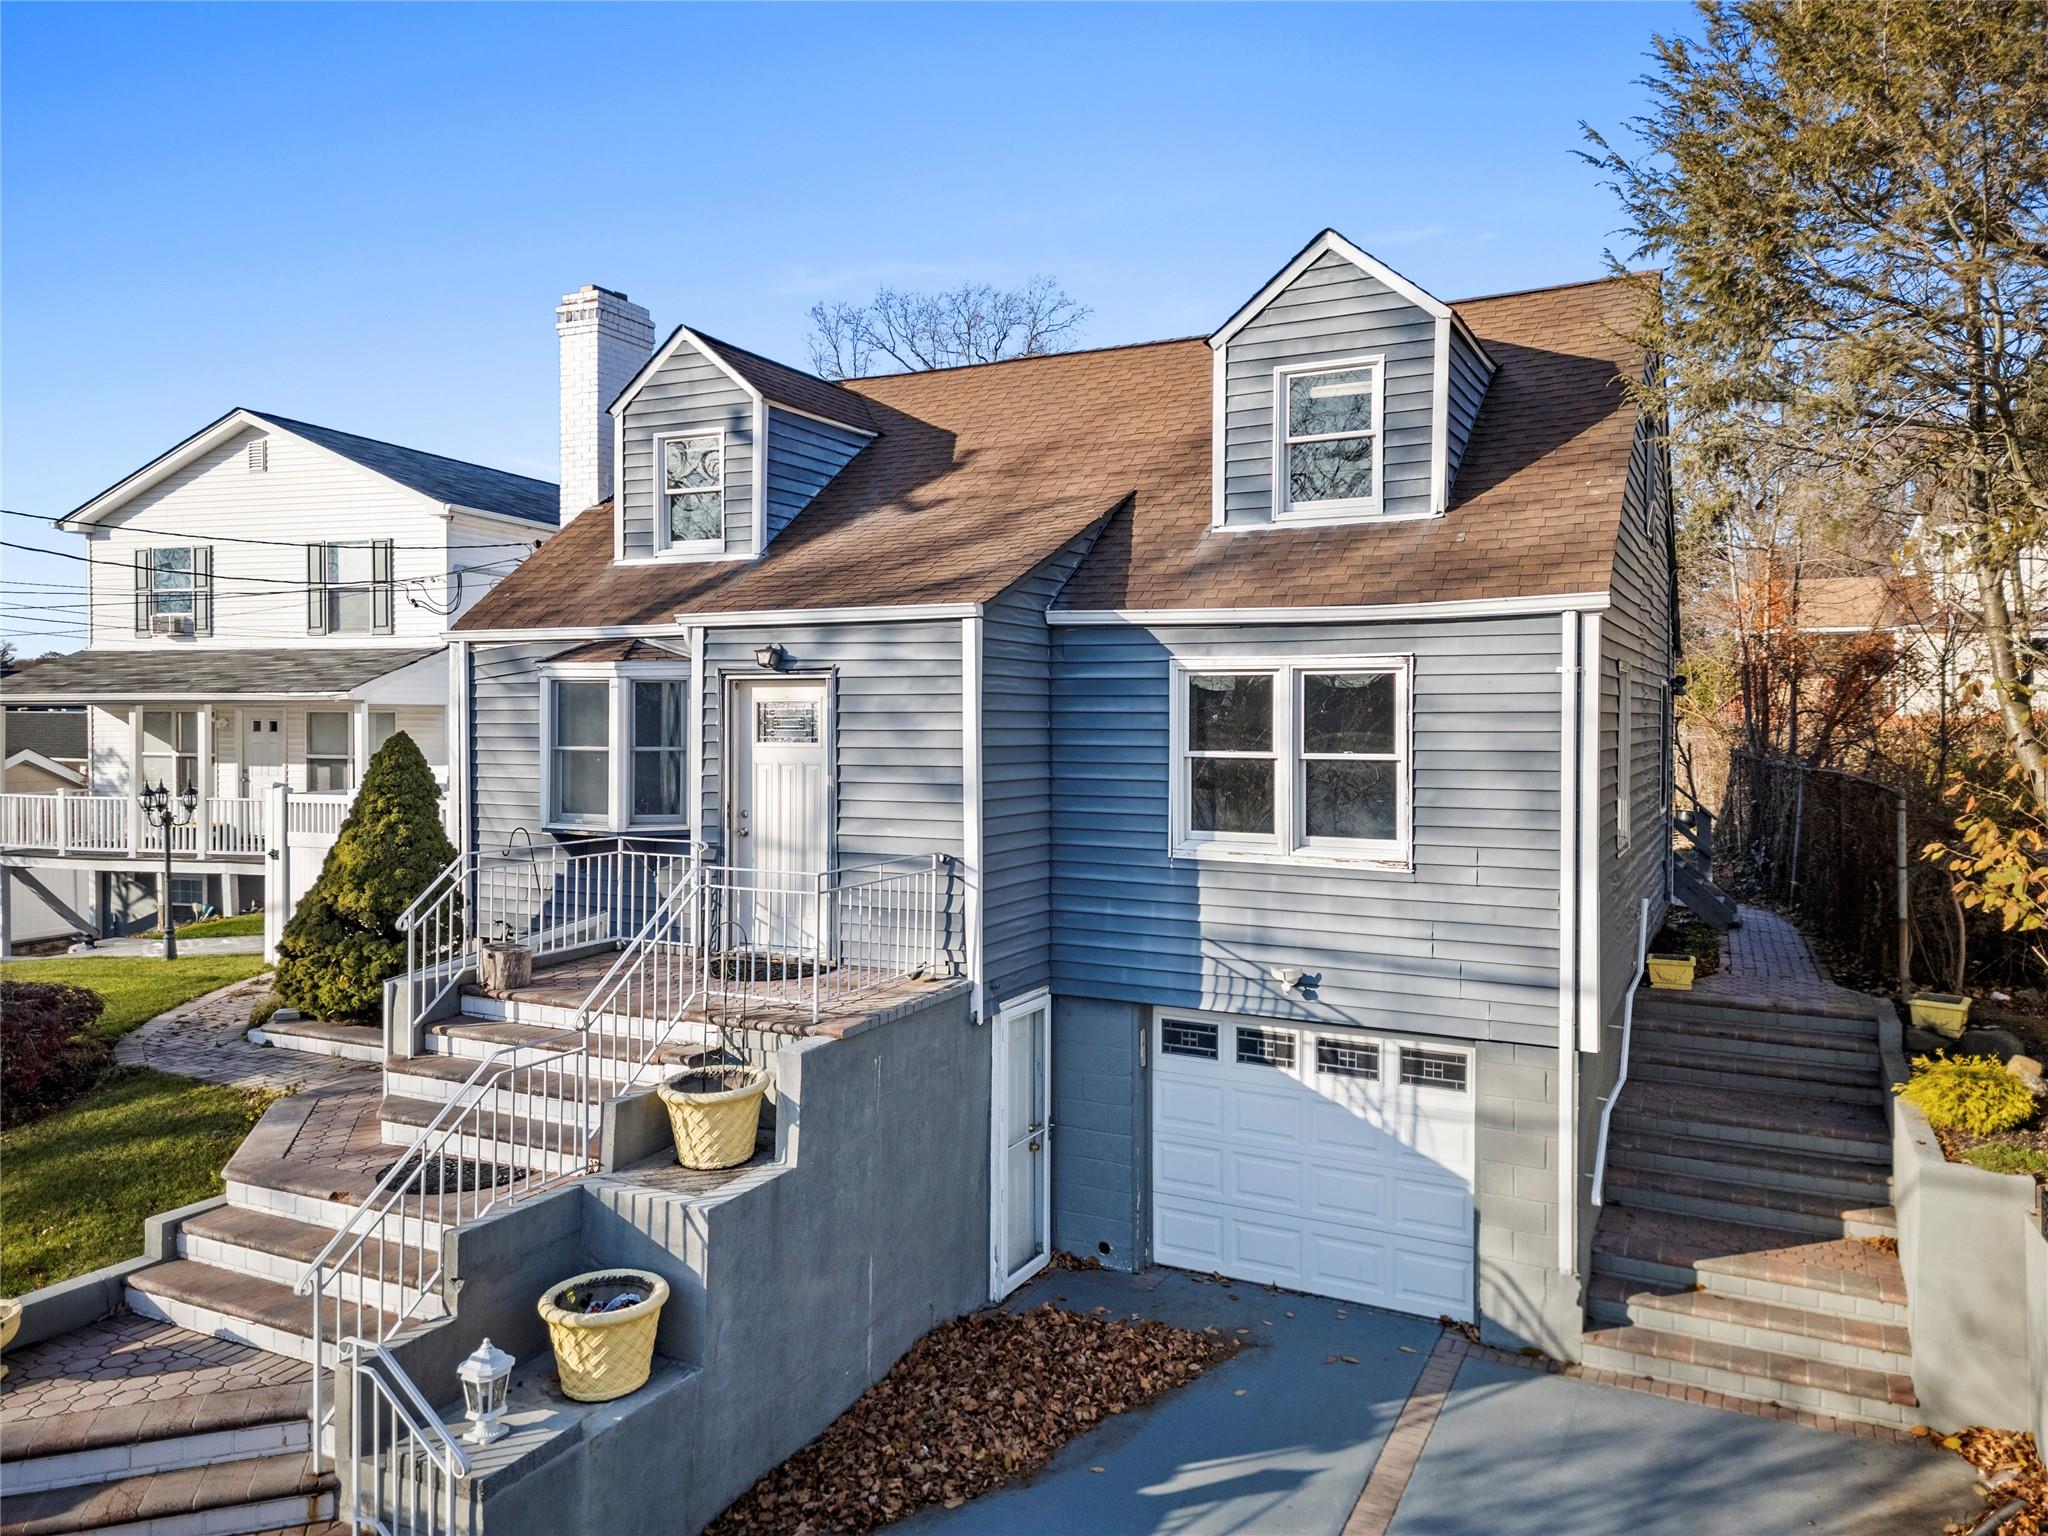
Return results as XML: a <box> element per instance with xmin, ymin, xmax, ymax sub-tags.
<box><xmin>656</xmin><ymin>1067</ymin><xmax>769</xmax><ymax>1171</ymax></box>
<box><xmin>0</xmin><ymin>1298</ymin><xmax>21</xmax><ymax>1381</ymax></box>
<box><xmin>1647</xmin><ymin>954</ymin><xmax>1697</xmax><ymax>990</ymax></box>
<box><xmin>538</xmin><ymin>1270</ymin><xmax>669</xmax><ymax>1403</ymax></box>
<box><xmin>1909</xmin><ymin>992</ymin><xmax>1972</xmax><ymax>1039</ymax></box>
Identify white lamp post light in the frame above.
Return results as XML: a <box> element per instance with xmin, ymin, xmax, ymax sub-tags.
<box><xmin>457</xmin><ymin>1338</ymin><xmax>514</xmax><ymax>1445</ymax></box>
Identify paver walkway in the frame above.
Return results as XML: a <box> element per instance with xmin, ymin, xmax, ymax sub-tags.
<box><xmin>1691</xmin><ymin>903</ymin><xmax>1867</xmax><ymax>1012</ymax></box>
<box><xmin>116</xmin><ymin>975</ymin><xmax>373</xmax><ymax>1093</ymax></box>
<box><xmin>0</xmin><ymin>1313</ymin><xmax>310</xmax><ymax>1421</ymax></box>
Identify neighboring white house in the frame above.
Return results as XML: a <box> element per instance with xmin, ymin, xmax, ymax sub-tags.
<box><xmin>0</xmin><ymin>409</ymin><xmax>559</xmax><ymax>948</ymax></box>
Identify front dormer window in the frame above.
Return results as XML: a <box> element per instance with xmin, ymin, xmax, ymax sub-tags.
<box><xmin>1277</xmin><ymin>358</ymin><xmax>1383</xmax><ymax>521</ymax></box>
<box><xmin>658</xmin><ymin>433</ymin><xmax>724</xmax><ymax>551</ymax></box>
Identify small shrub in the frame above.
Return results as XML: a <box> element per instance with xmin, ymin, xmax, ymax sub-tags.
<box><xmin>1961</xmin><ymin>1143</ymin><xmax>2048</xmax><ymax>1177</ymax></box>
<box><xmin>1894</xmin><ymin>1053</ymin><xmax>2040</xmax><ymax>1137</ymax></box>
<box><xmin>248</xmin><ymin>994</ymin><xmax>282</xmax><ymax>1029</ymax></box>
<box><xmin>1</xmin><ymin>980</ymin><xmax>114</xmax><ymax>1125</ymax></box>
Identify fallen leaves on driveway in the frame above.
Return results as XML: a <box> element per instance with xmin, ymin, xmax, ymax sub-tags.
<box><xmin>1930</xmin><ymin>1426</ymin><xmax>2042</xmax><ymax>1536</ymax></box>
<box><xmin>704</xmin><ymin>1302</ymin><xmax>1240</xmax><ymax>1535</ymax></box>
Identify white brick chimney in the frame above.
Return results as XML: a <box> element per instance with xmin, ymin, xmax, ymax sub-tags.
<box><xmin>556</xmin><ymin>285</ymin><xmax>655</xmax><ymax>521</ymax></box>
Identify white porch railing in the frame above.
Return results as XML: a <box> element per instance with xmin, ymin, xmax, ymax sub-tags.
<box><xmin>0</xmin><ymin>791</ymin><xmax>274</xmax><ymax>858</ymax></box>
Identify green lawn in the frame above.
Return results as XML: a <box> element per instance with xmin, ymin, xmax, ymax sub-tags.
<box><xmin>0</xmin><ymin>954</ymin><xmax>269</xmax><ymax>1041</ymax></box>
<box><xmin>141</xmin><ymin>912</ymin><xmax>266</xmax><ymax>939</ymax></box>
<box><xmin>0</xmin><ymin>1068</ymin><xmax>273</xmax><ymax>1294</ymax></box>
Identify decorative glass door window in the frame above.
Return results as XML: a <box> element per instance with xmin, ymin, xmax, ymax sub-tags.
<box><xmin>1277</xmin><ymin>359</ymin><xmax>1382</xmax><ymax>519</ymax></box>
<box><xmin>631</xmin><ymin>680</ymin><xmax>686</xmax><ymax>822</ymax></box>
<box><xmin>659</xmin><ymin>434</ymin><xmax>724</xmax><ymax>547</ymax></box>
<box><xmin>141</xmin><ymin>710</ymin><xmax>199</xmax><ymax>794</ymax></box>
<box><xmin>1172</xmin><ymin>657</ymin><xmax>1410</xmax><ymax>865</ymax></box>
<box><xmin>305</xmin><ymin>712</ymin><xmax>352</xmax><ymax>792</ymax></box>
<box><xmin>550</xmin><ymin>680</ymin><xmax>611</xmax><ymax>821</ymax></box>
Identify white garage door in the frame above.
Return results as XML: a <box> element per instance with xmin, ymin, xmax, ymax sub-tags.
<box><xmin>1150</xmin><ymin>1017</ymin><xmax>1476</xmax><ymax>1321</ymax></box>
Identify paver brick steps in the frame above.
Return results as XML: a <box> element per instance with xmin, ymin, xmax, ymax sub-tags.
<box><xmin>1590</xmin><ymin>1208</ymin><xmax>1908</xmax><ymax>1306</ymax></box>
<box><xmin>1580</xmin><ymin>1325</ymin><xmax>1917</xmax><ymax>1416</ymax></box>
<box><xmin>1611</xmin><ymin>1081</ymin><xmax>1889</xmax><ymax>1156</ymax></box>
<box><xmin>1627</xmin><ymin>1047</ymin><xmax>1884</xmax><ymax>1101</ymax></box>
<box><xmin>422</xmin><ymin>1016</ymin><xmax>713</xmax><ymax>1070</ymax></box>
<box><xmin>128</xmin><ymin>1259</ymin><xmax>399</xmax><ymax>1346</ymax></box>
<box><xmin>1632</xmin><ymin>1015</ymin><xmax>1888</xmax><ymax>1069</ymax></box>
<box><xmin>1583</xmin><ymin>1276</ymin><xmax>1911</xmax><ymax>1363</ymax></box>
<box><xmin>384</xmin><ymin>1050</ymin><xmax>611</xmax><ymax>1100</ymax></box>
<box><xmin>0</xmin><ymin>1449</ymin><xmax>333</xmax><ymax>1536</ymax></box>
<box><xmin>1634</xmin><ymin>996</ymin><xmax>1879</xmax><ymax>1035</ymax></box>
<box><xmin>0</xmin><ymin>1384</ymin><xmax>310</xmax><ymax>1467</ymax></box>
<box><xmin>248</xmin><ymin>1020</ymin><xmax>384</xmax><ymax>1064</ymax></box>
<box><xmin>180</xmin><ymin>1205</ymin><xmax>431</xmax><ymax>1278</ymax></box>
<box><xmin>1603</xmin><ymin>1127</ymin><xmax>1892</xmax><ymax>1201</ymax></box>
<box><xmin>377</xmin><ymin>1092</ymin><xmax>602</xmax><ymax>1157</ymax></box>
<box><xmin>1602</xmin><ymin>1164</ymin><xmax>1893</xmax><ymax>1238</ymax></box>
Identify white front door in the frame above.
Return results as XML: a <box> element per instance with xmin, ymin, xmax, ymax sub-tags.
<box><xmin>1150</xmin><ymin>1017</ymin><xmax>1477</xmax><ymax>1321</ymax></box>
<box><xmin>992</xmin><ymin>992</ymin><xmax>1053</xmax><ymax>1297</ymax></box>
<box><xmin>729</xmin><ymin>678</ymin><xmax>830</xmax><ymax>953</ymax></box>
<box><xmin>241</xmin><ymin>715</ymin><xmax>283</xmax><ymax>796</ymax></box>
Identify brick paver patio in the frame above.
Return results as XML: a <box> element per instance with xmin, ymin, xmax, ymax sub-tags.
<box><xmin>0</xmin><ymin>1313</ymin><xmax>309</xmax><ymax>1421</ymax></box>
<box><xmin>116</xmin><ymin>975</ymin><xmax>373</xmax><ymax>1093</ymax></box>
<box><xmin>1691</xmin><ymin>904</ymin><xmax>1867</xmax><ymax>1012</ymax></box>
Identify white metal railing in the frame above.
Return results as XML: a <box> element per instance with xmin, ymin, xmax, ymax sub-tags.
<box><xmin>1590</xmin><ymin>897</ymin><xmax>1654</xmax><ymax>1208</ymax></box>
<box><xmin>70</xmin><ymin>794</ymin><xmax>128</xmax><ymax>852</ymax></box>
<box><xmin>338</xmin><ymin>1339</ymin><xmax>470</xmax><ymax>1535</ymax></box>
<box><xmin>0</xmin><ymin>791</ymin><xmax>271</xmax><ymax>858</ymax></box>
<box><xmin>207</xmin><ymin>797</ymin><xmax>267</xmax><ymax>856</ymax></box>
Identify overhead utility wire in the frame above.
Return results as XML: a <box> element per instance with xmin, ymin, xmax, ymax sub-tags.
<box><xmin>2</xmin><ymin>507</ymin><xmax>549</xmax><ymax>553</ymax></box>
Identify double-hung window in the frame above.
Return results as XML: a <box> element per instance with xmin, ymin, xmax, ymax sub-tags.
<box><xmin>305</xmin><ymin>711</ymin><xmax>353</xmax><ymax>792</ymax></box>
<box><xmin>140</xmin><ymin>709</ymin><xmax>200</xmax><ymax>795</ymax></box>
<box><xmin>1171</xmin><ymin>656</ymin><xmax>1410</xmax><ymax>866</ymax></box>
<box><xmin>657</xmin><ymin>433</ymin><xmax>725</xmax><ymax>551</ymax></box>
<box><xmin>133</xmin><ymin>547</ymin><xmax>212</xmax><ymax>635</ymax></box>
<box><xmin>306</xmin><ymin>541</ymin><xmax>393</xmax><ymax>635</ymax></box>
<box><xmin>543</xmin><ymin>664</ymin><xmax>690</xmax><ymax>831</ymax></box>
<box><xmin>1275</xmin><ymin>358</ymin><xmax>1383</xmax><ymax>521</ymax></box>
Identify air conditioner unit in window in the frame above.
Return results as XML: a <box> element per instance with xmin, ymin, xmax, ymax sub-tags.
<box><xmin>150</xmin><ymin>613</ymin><xmax>195</xmax><ymax>638</ymax></box>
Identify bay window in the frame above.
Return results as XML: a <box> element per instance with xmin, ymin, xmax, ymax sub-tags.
<box><xmin>542</xmin><ymin>664</ymin><xmax>690</xmax><ymax>831</ymax></box>
<box><xmin>1171</xmin><ymin>656</ymin><xmax>1410</xmax><ymax>866</ymax></box>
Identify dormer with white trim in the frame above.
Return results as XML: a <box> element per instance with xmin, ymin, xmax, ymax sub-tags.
<box><xmin>1209</xmin><ymin>230</ymin><xmax>1495</xmax><ymax>530</ymax></box>
<box><xmin>607</xmin><ymin>325</ymin><xmax>877</xmax><ymax>566</ymax></box>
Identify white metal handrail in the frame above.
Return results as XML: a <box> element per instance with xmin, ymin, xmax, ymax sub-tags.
<box><xmin>339</xmin><ymin>1338</ymin><xmax>471</xmax><ymax>1536</ymax></box>
<box><xmin>1590</xmin><ymin>896</ymin><xmax>1654</xmax><ymax>1208</ymax></box>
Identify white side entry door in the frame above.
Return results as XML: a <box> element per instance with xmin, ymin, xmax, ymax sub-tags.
<box><xmin>241</xmin><ymin>715</ymin><xmax>283</xmax><ymax>797</ymax></box>
<box><xmin>991</xmin><ymin>991</ymin><xmax>1053</xmax><ymax>1298</ymax></box>
<box><xmin>728</xmin><ymin>678</ymin><xmax>830</xmax><ymax>953</ymax></box>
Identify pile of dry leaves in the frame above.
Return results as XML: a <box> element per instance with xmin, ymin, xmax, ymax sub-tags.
<box><xmin>705</xmin><ymin>1303</ymin><xmax>1239</xmax><ymax>1535</ymax></box>
<box><xmin>1929</xmin><ymin>1425</ymin><xmax>2043</xmax><ymax>1536</ymax></box>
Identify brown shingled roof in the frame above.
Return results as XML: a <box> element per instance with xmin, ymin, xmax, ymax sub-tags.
<box><xmin>690</xmin><ymin>333</ymin><xmax>878</xmax><ymax>433</ymax></box>
<box><xmin>457</xmin><ymin>274</ymin><xmax>1653</xmax><ymax>633</ymax></box>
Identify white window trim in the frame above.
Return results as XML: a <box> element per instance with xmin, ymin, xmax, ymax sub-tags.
<box><xmin>539</xmin><ymin>660</ymin><xmax>692</xmax><ymax>833</ymax></box>
<box><xmin>1167</xmin><ymin>653</ymin><xmax>1413</xmax><ymax>871</ymax></box>
<box><xmin>146</xmin><ymin>546</ymin><xmax>200</xmax><ymax>620</ymax></box>
<box><xmin>1272</xmin><ymin>355</ymin><xmax>1385</xmax><ymax>524</ymax></box>
<box><xmin>651</xmin><ymin>430</ymin><xmax>727</xmax><ymax>557</ymax></box>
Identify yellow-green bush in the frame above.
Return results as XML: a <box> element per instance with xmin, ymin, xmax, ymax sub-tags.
<box><xmin>1893</xmin><ymin>1054</ymin><xmax>2040</xmax><ymax>1137</ymax></box>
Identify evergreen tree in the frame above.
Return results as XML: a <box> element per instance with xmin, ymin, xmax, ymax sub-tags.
<box><xmin>275</xmin><ymin>731</ymin><xmax>456</xmax><ymax>1021</ymax></box>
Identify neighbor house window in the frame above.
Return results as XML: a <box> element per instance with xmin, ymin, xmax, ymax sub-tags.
<box><xmin>306</xmin><ymin>541</ymin><xmax>393</xmax><ymax>635</ymax></box>
<box><xmin>1276</xmin><ymin>358</ymin><xmax>1383</xmax><ymax>520</ymax></box>
<box><xmin>140</xmin><ymin>709</ymin><xmax>199</xmax><ymax>795</ymax></box>
<box><xmin>134</xmin><ymin>546</ymin><xmax>211</xmax><ymax>634</ymax></box>
<box><xmin>305</xmin><ymin>712</ymin><xmax>352</xmax><ymax>792</ymax></box>
<box><xmin>543</xmin><ymin>665</ymin><xmax>691</xmax><ymax>830</ymax></box>
<box><xmin>657</xmin><ymin>433</ymin><xmax>724</xmax><ymax>549</ymax></box>
<box><xmin>1171</xmin><ymin>656</ymin><xmax>1410</xmax><ymax>865</ymax></box>
<box><xmin>370</xmin><ymin>711</ymin><xmax>399</xmax><ymax>754</ymax></box>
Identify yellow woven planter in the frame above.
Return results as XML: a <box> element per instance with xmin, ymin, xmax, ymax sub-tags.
<box><xmin>0</xmin><ymin>1298</ymin><xmax>21</xmax><ymax>1382</ymax></box>
<box><xmin>656</xmin><ymin>1067</ymin><xmax>769</xmax><ymax>1170</ymax></box>
<box><xmin>538</xmin><ymin>1270</ymin><xmax>669</xmax><ymax>1403</ymax></box>
<box><xmin>1647</xmin><ymin>954</ymin><xmax>1697</xmax><ymax>990</ymax></box>
<box><xmin>1909</xmin><ymin>992</ymin><xmax>1972</xmax><ymax>1039</ymax></box>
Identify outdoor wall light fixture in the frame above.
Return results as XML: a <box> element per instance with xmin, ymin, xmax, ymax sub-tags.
<box><xmin>138</xmin><ymin>779</ymin><xmax>200</xmax><ymax>961</ymax></box>
<box><xmin>1269</xmin><ymin>965</ymin><xmax>1323</xmax><ymax>1001</ymax></box>
<box><xmin>754</xmin><ymin>643</ymin><xmax>787</xmax><ymax>671</ymax></box>
<box><xmin>458</xmin><ymin>1338</ymin><xmax>515</xmax><ymax>1445</ymax></box>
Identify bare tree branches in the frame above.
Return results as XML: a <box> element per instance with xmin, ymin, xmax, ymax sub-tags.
<box><xmin>806</xmin><ymin>276</ymin><xmax>1090</xmax><ymax>379</ymax></box>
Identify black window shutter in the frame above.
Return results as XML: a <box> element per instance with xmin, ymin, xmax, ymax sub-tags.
<box><xmin>193</xmin><ymin>547</ymin><xmax>214</xmax><ymax>636</ymax></box>
<box><xmin>134</xmin><ymin>549</ymin><xmax>152</xmax><ymax>635</ymax></box>
<box><xmin>307</xmin><ymin>543</ymin><xmax>328</xmax><ymax>634</ymax></box>
<box><xmin>372</xmin><ymin>540</ymin><xmax>394</xmax><ymax>634</ymax></box>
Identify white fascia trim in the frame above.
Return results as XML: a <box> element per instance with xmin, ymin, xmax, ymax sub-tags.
<box><xmin>1577</xmin><ymin>611</ymin><xmax>1604</xmax><ymax>1057</ymax></box>
<box><xmin>1048</xmin><ymin>592</ymin><xmax>1612</xmax><ymax>626</ymax></box>
<box><xmin>442</xmin><ymin>504</ymin><xmax>556</xmax><ymax>538</ymax></box>
<box><xmin>455</xmin><ymin>604</ymin><xmax>985</xmax><ymax>644</ymax></box>
<box><xmin>752</xmin><ymin>398</ymin><xmax>768</xmax><ymax>556</ymax></box>
<box><xmin>4</xmin><ymin>749</ymin><xmax>87</xmax><ymax>786</ymax></box>
<box><xmin>1555</xmin><ymin>612</ymin><xmax>1581</xmax><ymax>1276</ymax></box>
<box><xmin>61</xmin><ymin>409</ymin><xmax>262</xmax><ymax>527</ymax></box>
<box><xmin>610</xmin><ymin>325</ymin><xmax>763</xmax><ymax>418</ymax></box>
<box><xmin>1430</xmin><ymin>315</ymin><xmax>1452</xmax><ymax>514</ymax></box>
<box><xmin>1211</xmin><ymin>230</ymin><xmax>1452</xmax><ymax>350</ymax></box>
<box><xmin>686</xmin><ymin>623</ymin><xmax>706</xmax><ymax>843</ymax></box>
<box><xmin>962</xmin><ymin>613</ymin><xmax>985</xmax><ymax>1022</ymax></box>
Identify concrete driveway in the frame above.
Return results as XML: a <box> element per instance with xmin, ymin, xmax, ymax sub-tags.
<box><xmin>901</xmin><ymin>1269</ymin><xmax>1978</xmax><ymax>1536</ymax></box>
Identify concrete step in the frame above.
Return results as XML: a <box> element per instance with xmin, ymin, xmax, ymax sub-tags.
<box><xmin>0</xmin><ymin>1384</ymin><xmax>310</xmax><ymax>1496</ymax></box>
<box><xmin>1589</xmin><ymin>1208</ymin><xmax>1908</xmax><ymax>1326</ymax></box>
<box><xmin>1633</xmin><ymin>995</ymin><xmax>1878</xmax><ymax>1039</ymax></box>
<box><xmin>1633</xmin><ymin>1015</ymin><xmax>1884</xmax><ymax>1073</ymax></box>
<box><xmin>1602</xmin><ymin>1126</ymin><xmax>1891</xmax><ymax>1203</ymax></box>
<box><xmin>377</xmin><ymin>1094</ymin><xmax>595</xmax><ymax>1179</ymax></box>
<box><xmin>126</xmin><ymin>1259</ymin><xmax>399</xmax><ymax>1365</ymax></box>
<box><xmin>1580</xmin><ymin>1324</ymin><xmax>1919</xmax><ymax>1428</ymax></box>
<box><xmin>247</xmin><ymin>1019</ymin><xmax>384</xmax><ymax>1065</ymax></box>
<box><xmin>1584</xmin><ymin>1276</ymin><xmax>1912</xmax><ymax>1375</ymax></box>
<box><xmin>1603</xmin><ymin>1165</ymin><xmax>1894</xmax><ymax>1240</ymax></box>
<box><xmin>420</xmin><ymin>1017</ymin><xmax>715</xmax><ymax>1086</ymax></box>
<box><xmin>1627</xmin><ymin>1049</ymin><xmax>1885</xmax><ymax>1107</ymax></box>
<box><xmin>1610</xmin><ymin>1083</ymin><xmax>1890</xmax><ymax>1161</ymax></box>
<box><xmin>383</xmin><ymin>1051</ymin><xmax>618</xmax><ymax>1126</ymax></box>
<box><xmin>178</xmin><ymin>1205</ymin><xmax>446</xmax><ymax>1322</ymax></box>
<box><xmin>0</xmin><ymin>1448</ymin><xmax>333</xmax><ymax>1536</ymax></box>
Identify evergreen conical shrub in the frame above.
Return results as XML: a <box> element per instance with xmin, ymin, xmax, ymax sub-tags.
<box><xmin>274</xmin><ymin>730</ymin><xmax>457</xmax><ymax>1021</ymax></box>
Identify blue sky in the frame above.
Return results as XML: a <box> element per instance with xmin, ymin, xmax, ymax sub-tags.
<box><xmin>0</xmin><ymin>0</ymin><xmax>1687</xmax><ymax>654</ymax></box>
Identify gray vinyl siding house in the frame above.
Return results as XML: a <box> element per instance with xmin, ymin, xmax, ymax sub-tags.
<box><xmin>452</xmin><ymin>229</ymin><xmax>1674</xmax><ymax>1362</ymax></box>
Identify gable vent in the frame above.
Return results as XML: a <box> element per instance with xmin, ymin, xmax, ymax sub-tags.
<box><xmin>247</xmin><ymin>439</ymin><xmax>269</xmax><ymax>473</ymax></box>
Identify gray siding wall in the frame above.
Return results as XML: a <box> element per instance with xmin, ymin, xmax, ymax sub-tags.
<box><xmin>763</xmin><ymin>409</ymin><xmax>867</xmax><ymax>547</ymax></box>
<box><xmin>982</xmin><ymin>533</ymin><xmax>1098</xmax><ymax>1009</ymax></box>
<box><xmin>618</xmin><ymin>337</ymin><xmax>756</xmax><ymax>558</ymax></box>
<box><xmin>469</xmin><ymin>641</ymin><xmax>556</xmax><ymax>854</ymax></box>
<box><xmin>1223</xmin><ymin>250</ymin><xmax>1439</xmax><ymax>526</ymax></box>
<box><xmin>1445</xmin><ymin>328</ymin><xmax>1492</xmax><ymax>488</ymax></box>
<box><xmin>1050</xmin><ymin>616</ymin><xmax>1564</xmax><ymax>1046</ymax></box>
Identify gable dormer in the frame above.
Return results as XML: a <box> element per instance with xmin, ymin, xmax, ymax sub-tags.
<box><xmin>1209</xmin><ymin>230</ymin><xmax>1494</xmax><ymax>530</ymax></box>
<box><xmin>608</xmin><ymin>326</ymin><xmax>874</xmax><ymax>565</ymax></box>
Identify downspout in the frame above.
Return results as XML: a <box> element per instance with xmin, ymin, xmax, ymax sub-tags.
<box><xmin>1578</xmin><ymin>615</ymin><xmax>1604</xmax><ymax>1056</ymax></box>
<box><xmin>446</xmin><ymin>639</ymin><xmax>469</xmax><ymax>856</ymax></box>
<box><xmin>1556</xmin><ymin>614</ymin><xmax>1581</xmax><ymax>1275</ymax></box>
<box><xmin>1590</xmin><ymin>897</ymin><xmax>1651</xmax><ymax>1207</ymax></box>
<box><xmin>961</xmin><ymin>614</ymin><xmax>985</xmax><ymax>1021</ymax></box>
